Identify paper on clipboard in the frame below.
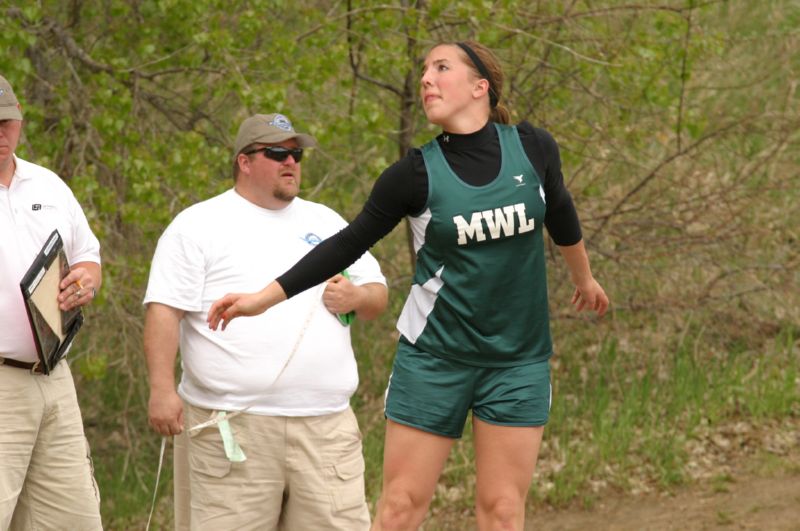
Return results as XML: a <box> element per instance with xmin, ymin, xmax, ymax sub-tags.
<box><xmin>19</xmin><ymin>229</ymin><xmax>83</xmax><ymax>375</ymax></box>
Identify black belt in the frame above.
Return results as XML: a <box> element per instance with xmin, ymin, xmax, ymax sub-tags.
<box><xmin>0</xmin><ymin>356</ymin><xmax>44</xmax><ymax>374</ymax></box>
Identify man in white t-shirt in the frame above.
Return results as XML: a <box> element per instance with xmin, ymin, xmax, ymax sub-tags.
<box><xmin>143</xmin><ymin>113</ymin><xmax>387</xmax><ymax>530</ymax></box>
<box><xmin>0</xmin><ymin>74</ymin><xmax>103</xmax><ymax>529</ymax></box>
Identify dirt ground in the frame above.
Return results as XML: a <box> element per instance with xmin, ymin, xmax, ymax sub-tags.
<box><xmin>530</xmin><ymin>470</ymin><xmax>800</xmax><ymax>530</ymax></box>
<box><xmin>430</xmin><ymin>462</ymin><xmax>800</xmax><ymax>531</ymax></box>
<box><xmin>531</xmin><ymin>419</ymin><xmax>800</xmax><ymax>531</ymax></box>
<box><xmin>429</xmin><ymin>418</ymin><xmax>800</xmax><ymax>530</ymax></box>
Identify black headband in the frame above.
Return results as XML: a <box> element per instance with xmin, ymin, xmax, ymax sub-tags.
<box><xmin>456</xmin><ymin>42</ymin><xmax>498</xmax><ymax>108</ymax></box>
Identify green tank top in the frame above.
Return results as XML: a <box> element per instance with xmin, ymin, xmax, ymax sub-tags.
<box><xmin>396</xmin><ymin>123</ymin><xmax>553</xmax><ymax>366</ymax></box>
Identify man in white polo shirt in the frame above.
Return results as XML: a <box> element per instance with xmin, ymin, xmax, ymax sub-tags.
<box><xmin>143</xmin><ymin>113</ymin><xmax>387</xmax><ymax>530</ymax></box>
<box><xmin>0</xmin><ymin>75</ymin><xmax>103</xmax><ymax>529</ymax></box>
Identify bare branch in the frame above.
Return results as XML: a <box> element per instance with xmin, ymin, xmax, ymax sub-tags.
<box><xmin>296</xmin><ymin>5</ymin><xmax>410</xmax><ymax>42</ymax></box>
<box><xmin>345</xmin><ymin>2</ymin><xmax>404</xmax><ymax>97</ymax></box>
<box><xmin>518</xmin><ymin>1</ymin><xmax>724</xmax><ymax>25</ymax></box>
<box><xmin>40</xmin><ymin>17</ymin><xmax>114</xmax><ymax>75</ymax></box>
<box><xmin>589</xmin><ymin>113</ymin><xmax>761</xmax><ymax>241</ymax></box>
<box><xmin>676</xmin><ymin>8</ymin><xmax>693</xmax><ymax>152</ymax></box>
<box><xmin>490</xmin><ymin>22</ymin><xmax>621</xmax><ymax>67</ymax></box>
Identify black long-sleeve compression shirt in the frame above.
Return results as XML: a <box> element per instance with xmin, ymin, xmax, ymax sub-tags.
<box><xmin>277</xmin><ymin>120</ymin><xmax>583</xmax><ymax>298</ymax></box>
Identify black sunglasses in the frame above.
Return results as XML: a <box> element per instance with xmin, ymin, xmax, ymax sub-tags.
<box><xmin>245</xmin><ymin>146</ymin><xmax>304</xmax><ymax>163</ymax></box>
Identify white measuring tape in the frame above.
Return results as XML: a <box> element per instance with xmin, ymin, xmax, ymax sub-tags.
<box><xmin>145</xmin><ymin>284</ymin><xmax>325</xmax><ymax>529</ymax></box>
<box><xmin>145</xmin><ymin>437</ymin><xmax>166</xmax><ymax>530</ymax></box>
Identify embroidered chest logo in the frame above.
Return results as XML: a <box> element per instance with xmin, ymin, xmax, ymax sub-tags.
<box><xmin>452</xmin><ymin>203</ymin><xmax>535</xmax><ymax>246</ymax></box>
<box><xmin>512</xmin><ymin>174</ymin><xmax>525</xmax><ymax>187</ymax></box>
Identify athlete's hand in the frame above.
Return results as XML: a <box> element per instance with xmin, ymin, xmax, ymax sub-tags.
<box><xmin>571</xmin><ymin>278</ymin><xmax>609</xmax><ymax>317</ymax></box>
<box><xmin>148</xmin><ymin>388</ymin><xmax>184</xmax><ymax>436</ymax></box>
<box><xmin>207</xmin><ymin>292</ymin><xmax>265</xmax><ymax>330</ymax></box>
<box><xmin>322</xmin><ymin>274</ymin><xmax>360</xmax><ymax>315</ymax></box>
<box><xmin>207</xmin><ymin>281</ymin><xmax>288</xmax><ymax>331</ymax></box>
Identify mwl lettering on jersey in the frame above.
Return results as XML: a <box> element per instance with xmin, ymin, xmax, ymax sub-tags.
<box><xmin>453</xmin><ymin>203</ymin><xmax>535</xmax><ymax>245</ymax></box>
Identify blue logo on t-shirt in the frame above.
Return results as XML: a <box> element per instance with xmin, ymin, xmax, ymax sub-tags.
<box><xmin>300</xmin><ymin>232</ymin><xmax>322</xmax><ymax>246</ymax></box>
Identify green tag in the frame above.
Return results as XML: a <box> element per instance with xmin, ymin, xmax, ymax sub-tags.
<box><xmin>336</xmin><ymin>270</ymin><xmax>356</xmax><ymax>326</ymax></box>
<box><xmin>217</xmin><ymin>412</ymin><xmax>246</xmax><ymax>462</ymax></box>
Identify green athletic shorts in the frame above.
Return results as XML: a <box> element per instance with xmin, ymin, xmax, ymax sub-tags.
<box><xmin>384</xmin><ymin>341</ymin><xmax>552</xmax><ymax>438</ymax></box>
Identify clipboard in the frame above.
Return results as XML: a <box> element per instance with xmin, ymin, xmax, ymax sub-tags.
<box><xmin>19</xmin><ymin>229</ymin><xmax>83</xmax><ymax>375</ymax></box>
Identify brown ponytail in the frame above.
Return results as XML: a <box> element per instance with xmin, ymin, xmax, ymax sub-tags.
<box><xmin>491</xmin><ymin>103</ymin><xmax>511</xmax><ymax>125</ymax></box>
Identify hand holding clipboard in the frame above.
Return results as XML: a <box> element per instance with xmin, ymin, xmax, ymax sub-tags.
<box><xmin>19</xmin><ymin>230</ymin><xmax>84</xmax><ymax>375</ymax></box>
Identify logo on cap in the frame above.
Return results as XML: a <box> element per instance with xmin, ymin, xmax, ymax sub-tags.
<box><xmin>269</xmin><ymin>114</ymin><xmax>293</xmax><ymax>132</ymax></box>
<box><xmin>0</xmin><ymin>89</ymin><xmax>5</xmax><ymax>96</ymax></box>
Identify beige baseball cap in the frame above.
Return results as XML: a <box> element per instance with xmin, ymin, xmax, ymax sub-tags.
<box><xmin>233</xmin><ymin>113</ymin><xmax>317</xmax><ymax>159</ymax></box>
<box><xmin>0</xmin><ymin>75</ymin><xmax>23</xmax><ymax>121</ymax></box>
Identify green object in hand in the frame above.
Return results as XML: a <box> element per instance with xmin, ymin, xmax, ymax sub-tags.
<box><xmin>337</xmin><ymin>270</ymin><xmax>356</xmax><ymax>326</ymax></box>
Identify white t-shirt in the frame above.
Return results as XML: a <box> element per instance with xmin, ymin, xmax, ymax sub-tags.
<box><xmin>0</xmin><ymin>156</ymin><xmax>101</xmax><ymax>362</ymax></box>
<box><xmin>143</xmin><ymin>189</ymin><xmax>386</xmax><ymax>416</ymax></box>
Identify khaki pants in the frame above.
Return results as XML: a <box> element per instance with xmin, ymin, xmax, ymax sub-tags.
<box><xmin>0</xmin><ymin>360</ymin><xmax>102</xmax><ymax>531</ymax></box>
<box><xmin>174</xmin><ymin>403</ymin><xmax>370</xmax><ymax>531</ymax></box>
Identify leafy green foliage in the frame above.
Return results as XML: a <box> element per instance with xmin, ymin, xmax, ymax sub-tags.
<box><xmin>1</xmin><ymin>0</ymin><xmax>798</xmax><ymax>527</ymax></box>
